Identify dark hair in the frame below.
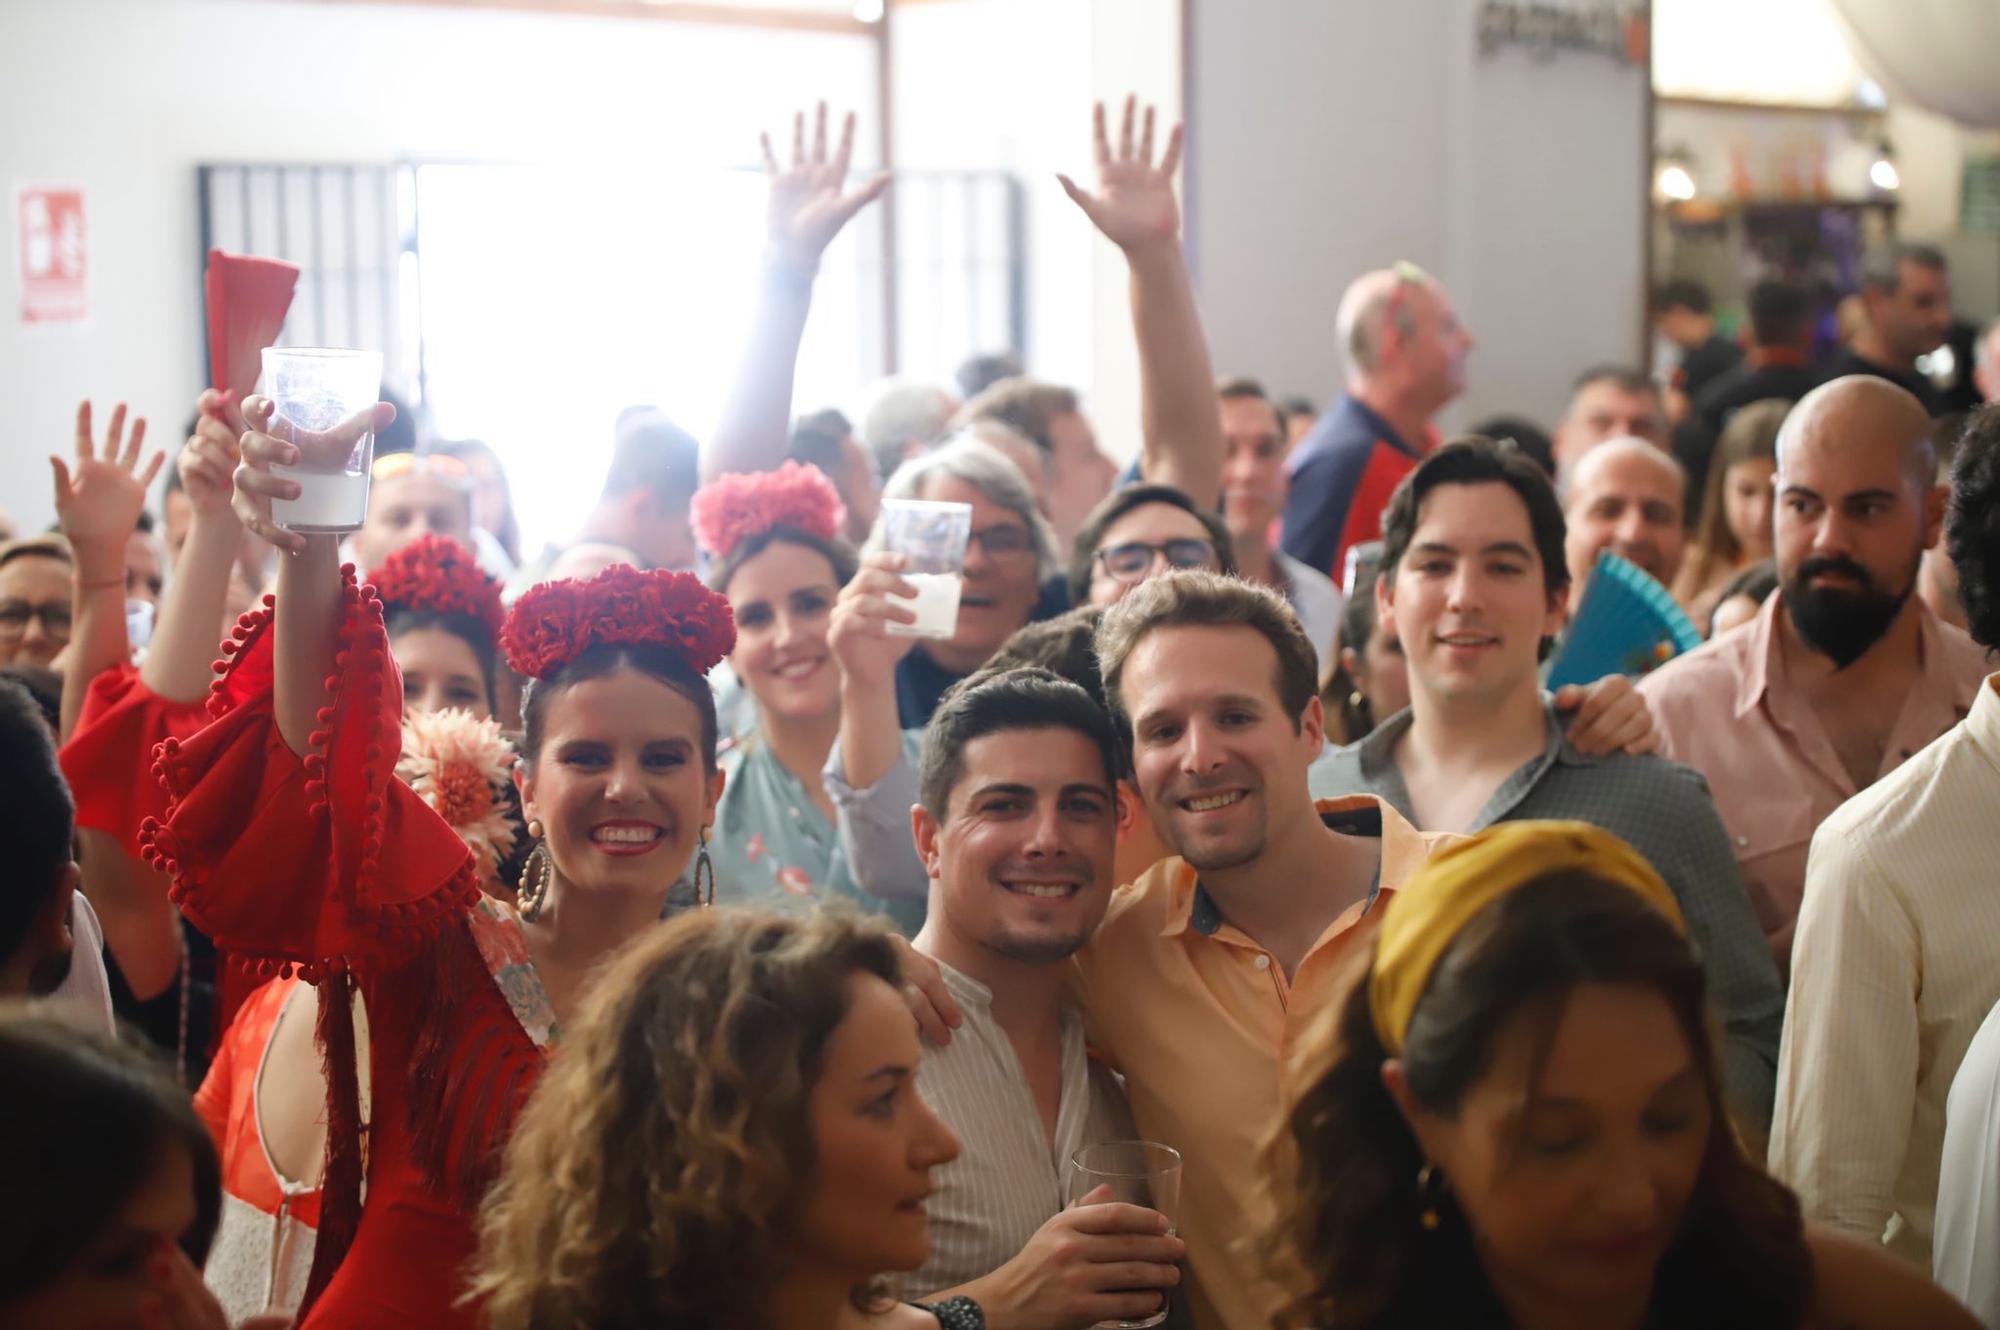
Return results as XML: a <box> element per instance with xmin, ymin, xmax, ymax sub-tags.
<box><xmin>1322</xmin><ymin>544</ymin><xmax>1390</xmax><ymax>745</ymax></box>
<box><xmin>376</xmin><ymin>385</ymin><xmax>418</xmax><ymax>457</ymax></box>
<box><xmin>955</xmin><ymin>604</ymin><xmax>1109</xmax><ymax>710</ymax></box>
<box><xmin>1946</xmin><ymin>403</ymin><xmax>2000</xmax><ymax>651</ymax></box>
<box><xmin>1863</xmin><ymin>241</ymin><xmax>1948</xmax><ymax>295</ymax></box>
<box><xmin>1706</xmin><ymin>559</ymin><xmax>1779</xmax><ymax>637</ymax></box>
<box><xmin>1747</xmin><ymin>280</ymin><xmax>1811</xmax><ymax>347</ymax></box>
<box><xmin>1095</xmin><ymin>571</ymin><xmax>1319</xmax><ymax>735</ymax></box>
<box><xmin>1568</xmin><ymin>364</ymin><xmax>1659</xmax><ymax>403</ymax></box>
<box><xmin>1271</xmin><ymin>874</ymin><xmax>1810</xmax><ymax>1330</ymax></box>
<box><xmin>134</xmin><ymin>508</ymin><xmax>156</xmax><ymax>536</ymax></box>
<box><xmin>1217</xmin><ymin>376</ymin><xmax>1270</xmax><ymax>403</ymax></box>
<box><xmin>918</xmin><ymin>668</ymin><xmax>1119</xmax><ymax>819</ymax></box>
<box><xmin>1067</xmin><ymin>483</ymin><xmax>1238</xmax><ymax>604</ymax></box>
<box><xmin>1380</xmin><ymin>436</ymin><xmax>1570</xmax><ymax>597</ymax></box>
<box><xmin>1676</xmin><ymin>398</ymin><xmax>1787</xmax><ymax>604</ymax></box>
<box><xmin>1278</xmin><ymin>395</ymin><xmax>1317</xmax><ymax>421</ymax></box>
<box><xmin>385</xmin><ymin>606</ymin><xmax>502</xmax><ymax>714</ymax></box>
<box><xmin>0</xmin><ymin>665</ymin><xmax>61</xmax><ymax>733</ymax></box>
<box><xmin>0</xmin><ymin>1013</ymin><xmax>223</xmax><ymax>1304</ymax></box>
<box><xmin>0</xmin><ymin>680</ymin><xmax>74</xmax><ymax>967</ymax></box>
<box><xmin>1654</xmin><ymin>279</ymin><xmax>1712</xmax><ymax>316</ymax></box>
<box><xmin>706</xmin><ymin>526</ymin><xmax>859</xmax><ymax>600</ymax></box>
<box><xmin>1466</xmin><ymin>414</ymin><xmax>1555</xmax><ymax>479</ymax></box>
<box><xmin>521</xmin><ymin>643</ymin><xmax>720</xmax><ymax>774</ymax></box>
<box><xmin>955</xmin><ymin>351</ymin><xmax>1026</xmax><ymax>401</ymax></box>
<box><xmin>606</xmin><ymin>407</ymin><xmax>702</xmax><ymax>509</ymax></box>
<box><xmin>961</xmin><ymin>378</ymin><xmax>1080</xmax><ymax>455</ymax></box>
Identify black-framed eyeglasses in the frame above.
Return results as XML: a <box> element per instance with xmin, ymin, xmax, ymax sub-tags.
<box><xmin>1093</xmin><ymin>538</ymin><xmax>1219</xmax><ymax>583</ymax></box>
<box><xmin>968</xmin><ymin>525</ymin><xmax>1037</xmax><ymax>559</ymax></box>
<box><xmin>0</xmin><ymin>602</ymin><xmax>73</xmax><ymax>641</ymax></box>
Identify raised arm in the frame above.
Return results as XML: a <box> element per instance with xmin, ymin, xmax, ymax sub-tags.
<box><xmin>702</xmin><ymin>103</ymin><xmax>891</xmax><ymax>484</ymax></box>
<box><xmin>141</xmin><ymin>392</ymin><xmax>248</xmax><ymax>703</ymax></box>
<box><xmin>231</xmin><ymin>394</ymin><xmax>396</xmax><ymax>755</ymax></box>
<box><xmin>828</xmin><ymin>550</ymin><xmax>918</xmax><ymax>790</ymax></box>
<box><xmin>1058</xmin><ymin>97</ymin><xmax>1220</xmax><ymax>508</ymax></box>
<box><xmin>52</xmin><ymin>400</ymin><xmax>164</xmax><ymax>741</ymax></box>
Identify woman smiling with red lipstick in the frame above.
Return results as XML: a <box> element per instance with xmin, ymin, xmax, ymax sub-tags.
<box><xmin>138</xmin><ymin>393</ymin><xmax>737</xmax><ymax>1330</ymax></box>
<box><xmin>694</xmin><ymin>461</ymin><xmax>925</xmax><ymax>931</ymax></box>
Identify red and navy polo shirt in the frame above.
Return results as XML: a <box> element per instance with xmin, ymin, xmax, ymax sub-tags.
<box><xmin>1279</xmin><ymin>394</ymin><xmax>1423</xmax><ymax>581</ymax></box>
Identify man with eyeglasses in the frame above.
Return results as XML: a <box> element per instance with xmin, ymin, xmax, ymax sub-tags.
<box><xmin>1067</xmin><ymin>483</ymin><xmax>1234</xmax><ymax>609</ymax></box>
<box><xmin>0</xmin><ymin>536</ymin><xmax>75</xmax><ymax>670</ymax></box>
<box><xmin>1281</xmin><ymin>261</ymin><xmax>1474</xmax><ymax>582</ymax></box>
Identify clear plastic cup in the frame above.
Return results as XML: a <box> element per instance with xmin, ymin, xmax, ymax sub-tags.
<box><xmin>264</xmin><ymin>347</ymin><xmax>383</xmax><ymax>534</ymax></box>
<box><xmin>1064</xmin><ymin>1140</ymin><xmax>1182</xmax><ymax>1329</ymax></box>
<box><xmin>881</xmin><ymin>498</ymin><xmax>973</xmax><ymax>639</ymax></box>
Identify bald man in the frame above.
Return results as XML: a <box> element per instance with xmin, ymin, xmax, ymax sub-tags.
<box><xmin>1562</xmin><ymin>436</ymin><xmax>1687</xmax><ymax>607</ymax></box>
<box><xmin>1640</xmin><ymin>376</ymin><xmax>1988</xmax><ymax>970</ymax></box>
<box><xmin>1281</xmin><ymin>264</ymin><xmax>1475</xmax><ymax>579</ymax></box>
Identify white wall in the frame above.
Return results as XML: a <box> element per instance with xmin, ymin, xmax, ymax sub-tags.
<box><xmin>1184</xmin><ymin>0</ymin><xmax>1649</xmax><ymax>429</ymax></box>
<box><xmin>0</xmin><ymin>0</ymin><xmax>878</xmax><ymax>535</ymax></box>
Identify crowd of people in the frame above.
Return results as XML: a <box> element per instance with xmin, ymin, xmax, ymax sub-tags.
<box><xmin>4</xmin><ymin>94</ymin><xmax>2000</xmax><ymax>1330</ymax></box>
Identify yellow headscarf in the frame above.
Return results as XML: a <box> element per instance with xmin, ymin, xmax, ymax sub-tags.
<box><xmin>1369</xmin><ymin>821</ymin><xmax>1686</xmax><ymax>1054</ymax></box>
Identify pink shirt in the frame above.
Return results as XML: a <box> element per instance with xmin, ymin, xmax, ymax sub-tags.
<box><xmin>1640</xmin><ymin>593</ymin><xmax>1988</xmax><ymax>971</ymax></box>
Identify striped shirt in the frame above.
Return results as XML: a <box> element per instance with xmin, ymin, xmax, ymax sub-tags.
<box><xmin>1770</xmin><ymin>673</ymin><xmax>2000</xmax><ymax>1264</ymax></box>
<box><xmin>896</xmin><ymin>959</ymin><xmax>1138</xmax><ymax>1300</ymax></box>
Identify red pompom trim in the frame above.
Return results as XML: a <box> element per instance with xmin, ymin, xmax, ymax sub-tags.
<box><xmin>689</xmin><ymin>460</ymin><xmax>846</xmax><ymax>562</ymax></box>
<box><xmin>501</xmin><ymin>564</ymin><xmax>735</xmax><ymax>681</ymax></box>
<box><xmin>365</xmin><ymin>533</ymin><xmax>504</xmax><ymax>642</ymax></box>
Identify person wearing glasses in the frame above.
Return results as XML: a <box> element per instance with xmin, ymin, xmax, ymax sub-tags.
<box><xmin>348</xmin><ymin>450</ymin><xmax>483</xmax><ymax>576</ymax></box>
<box><xmin>0</xmin><ymin>535</ymin><xmax>74</xmax><ymax>671</ymax></box>
<box><xmin>1068</xmin><ymin>482</ymin><xmax>1234</xmax><ymax>609</ymax></box>
<box><xmin>1282</xmin><ymin>261</ymin><xmax>1474</xmax><ymax>582</ymax></box>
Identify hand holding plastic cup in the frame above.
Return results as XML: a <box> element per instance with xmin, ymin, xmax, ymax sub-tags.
<box><xmin>880</xmin><ymin>499</ymin><xmax>973</xmax><ymax>639</ymax></box>
<box><xmin>263</xmin><ymin>348</ymin><xmax>383</xmax><ymax>534</ymax></box>
<box><xmin>1064</xmin><ymin>1140</ymin><xmax>1183</xmax><ymax>1330</ymax></box>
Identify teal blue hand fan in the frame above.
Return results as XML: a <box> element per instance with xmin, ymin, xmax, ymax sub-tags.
<box><xmin>1543</xmin><ymin>552</ymin><xmax>1703</xmax><ymax>690</ymax></box>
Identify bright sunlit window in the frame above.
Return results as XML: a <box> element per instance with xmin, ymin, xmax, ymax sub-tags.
<box><xmin>411</xmin><ymin>162</ymin><xmax>879</xmax><ymax>554</ymax></box>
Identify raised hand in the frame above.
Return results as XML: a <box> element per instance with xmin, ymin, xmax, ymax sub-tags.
<box><xmin>760</xmin><ymin>102</ymin><xmax>891</xmax><ymax>275</ymax></box>
<box><xmin>1058</xmin><ymin>96</ymin><xmax>1184</xmax><ymax>253</ymax></box>
<box><xmin>50</xmin><ymin>400</ymin><xmax>165</xmax><ymax>564</ymax></box>
<box><xmin>232</xmin><ymin>394</ymin><xmax>396</xmax><ymax>555</ymax></box>
<box><xmin>179</xmin><ymin>391</ymin><xmax>244</xmax><ymax>518</ymax></box>
<box><xmin>828</xmin><ymin>550</ymin><xmax>921</xmax><ymax>685</ymax></box>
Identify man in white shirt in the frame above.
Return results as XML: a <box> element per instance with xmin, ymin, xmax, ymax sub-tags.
<box><xmin>1771</xmin><ymin>402</ymin><xmax>2000</xmax><ymax>1263</ymax></box>
<box><xmin>0</xmin><ymin>678</ymin><xmax>114</xmax><ymax>1033</ymax></box>
<box><xmin>901</xmin><ymin>668</ymin><xmax>1186</xmax><ymax>1327</ymax></box>
<box><xmin>1937</xmin><ymin>998</ymin><xmax>2000</xmax><ymax>1326</ymax></box>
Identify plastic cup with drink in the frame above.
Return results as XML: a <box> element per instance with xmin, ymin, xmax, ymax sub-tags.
<box><xmin>880</xmin><ymin>498</ymin><xmax>973</xmax><ymax>639</ymax></box>
<box><xmin>263</xmin><ymin>347</ymin><xmax>383</xmax><ymax>535</ymax></box>
<box><xmin>1064</xmin><ymin>1140</ymin><xmax>1183</xmax><ymax>1330</ymax></box>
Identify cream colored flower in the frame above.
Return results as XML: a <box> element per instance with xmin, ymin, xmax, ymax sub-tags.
<box><xmin>397</xmin><ymin>707</ymin><xmax>520</xmax><ymax>877</ymax></box>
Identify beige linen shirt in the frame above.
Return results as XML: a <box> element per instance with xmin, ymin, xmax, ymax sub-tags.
<box><xmin>897</xmin><ymin>960</ymin><xmax>1138</xmax><ymax>1300</ymax></box>
<box><xmin>1639</xmin><ymin>593</ymin><xmax>1987</xmax><ymax>969</ymax></box>
<box><xmin>1768</xmin><ymin>674</ymin><xmax>2000</xmax><ymax>1264</ymax></box>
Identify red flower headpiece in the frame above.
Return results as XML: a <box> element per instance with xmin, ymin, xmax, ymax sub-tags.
<box><xmin>690</xmin><ymin>461</ymin><xmax>847</xmax><ymax>562</ymax></box>
<box><xmin>368</xmin><ymin>534</ymin><xmax>505</xmax><ymax>643</ymax></box>
<box><xmin>502</xmin><ymin>564</ymin><xmax>736</xmax><ymax>681</ymax></box>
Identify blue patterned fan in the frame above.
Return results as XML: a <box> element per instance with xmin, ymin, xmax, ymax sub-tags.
<box><xmin>1543</xmin><ymin>552</ymin><xmax>1703</xmax><ymax>690</ymax></box>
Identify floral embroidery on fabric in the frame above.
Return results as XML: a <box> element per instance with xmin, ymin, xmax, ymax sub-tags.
<box><xmin>465</xmin><ymin>898</ymin><xmax>558</xmax><ymax>1049</ymax></box>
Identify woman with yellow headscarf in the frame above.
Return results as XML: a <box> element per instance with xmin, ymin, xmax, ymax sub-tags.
<box><xmin>1266</xmin><ymin>821</ymin><xmax>1973</xmax><ymax>1330</ymax></box>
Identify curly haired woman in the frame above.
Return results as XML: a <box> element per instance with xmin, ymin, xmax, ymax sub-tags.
<box><xmin>471</xmin><ymin>908</ymin><xmax>967</xmax><ymax>1330</ymax></box>
<box><xmin>1267</xmin><ymin>821</ymin><xmax>1976</xmax><ymax>1330</ymax></box>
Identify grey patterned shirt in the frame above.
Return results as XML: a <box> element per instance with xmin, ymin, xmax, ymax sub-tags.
<box><xmin>1308</xmin><ymin>702</ymin><xmax>1784</xmax><ymax>1133</ymax></box>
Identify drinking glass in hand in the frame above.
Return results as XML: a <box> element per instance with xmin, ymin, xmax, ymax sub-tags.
<box><xmin>1065</xmin><ymin>1140</ymin><xmax>1183</xmax><ymax>1330</ymax></box>
<box><xmin>879</xmin><ymin>498</ymin><xmax>973</xmax><ymax>639</ymax></box>
<box><xmin>264</xmin><ymin>347</ymin><xmax>383</xmax><ymax>535</ymax></box>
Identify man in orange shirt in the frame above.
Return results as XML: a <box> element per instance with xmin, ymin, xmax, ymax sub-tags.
<box><xmin>903</xmin><ymin>572</ymin><xmax>1450</xmax><ymax>1330</ymax></box>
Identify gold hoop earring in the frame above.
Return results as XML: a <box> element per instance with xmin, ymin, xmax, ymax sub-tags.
<box><xmin>694</xmin><ymin>825</ymin><xmax>715</xmax><ymax>908</ymax></box>
<box><xmin>1416</xmin><ymin>1162</ymin><xmax>1448</xmax><ymax>1231</ymax></box>
<box><xmin>518</xmin><ymin>819</ymin><xmax>553</xmax><ymax>922</ymax></box>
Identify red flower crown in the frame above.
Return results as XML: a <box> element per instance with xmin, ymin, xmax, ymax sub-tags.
<box><xmin>502</xmin><ymin>564</ymin><xmax>736</xmax><ymax>681</ymax></box>
<box><xmin>367</xmin><ymin>534</ymin><xmax>505</xmax><ymax>642</ymax></box>
<box><xmin>689</xmin><ymin>461</ymin><xmax>847</xmax><ymax>562</ymax></box>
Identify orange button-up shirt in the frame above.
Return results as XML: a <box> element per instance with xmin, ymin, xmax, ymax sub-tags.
<box><xmin>1071</xmin><ymin>796</ymin><xmax>1446</xmax><ymax>1330</ymax></box>
<box><xmin>1639</xmin><ymin>593</ymin><xmax>1987</xmax><ymax>970</ymax></box>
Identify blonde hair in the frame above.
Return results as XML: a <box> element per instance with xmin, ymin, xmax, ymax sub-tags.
<box><xmin>468</xmin><ymin>908</ymin><xmax>903</xmax><ymax>1330</ymax></box>
<box><xmin>1672</xmin><ymin>398</ymin><xmax>1787</xmax><ymax>607</ymax></box>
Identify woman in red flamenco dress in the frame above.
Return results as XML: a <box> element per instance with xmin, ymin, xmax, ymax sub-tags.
<box><xmin>144</xmin><ymin>392</ymin><xmax>734</xmax><ymax>1328</ymax></box>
